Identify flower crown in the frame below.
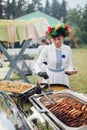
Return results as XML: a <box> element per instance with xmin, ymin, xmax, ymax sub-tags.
<box><xmin>46</xmin><ymin>23</ymin><xmax>71</xmax><ymax>38</ymax></box>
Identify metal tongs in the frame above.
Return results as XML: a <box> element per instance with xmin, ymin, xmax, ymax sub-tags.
<box><xmin>37</xmin><ymin>77</ymin><xmax>56</xmax><ymax>104</ymax></box>
<box><xmin>47</xmin><ymin>79</ymin><xmax>52</xmax><ymax>91</ymax></box>
<box><xmin>42</xmin><ymin>92</ymin><xmax>56</xmax><ymax>104</ymax></box>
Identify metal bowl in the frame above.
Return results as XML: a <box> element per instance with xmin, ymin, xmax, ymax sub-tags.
<box><xmin>43</xmin><ymin>83</ymin><xmax>69</xmax><ymax>91</ymax></box>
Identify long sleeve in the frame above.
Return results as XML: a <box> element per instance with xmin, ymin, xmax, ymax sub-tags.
<box><xmin>34</xmin><ymin>46</ymin><xmax>47</xmax><ymax>74</ymax></box>
<box><xmin>38</xmin><ymin>45</ymin><xmax>43</xmax><ymax>55</ymax></box>
<box><xmin>65</xmin><ymin>46</ymin><xmax>73</xmax><ymax>70</ymax></box>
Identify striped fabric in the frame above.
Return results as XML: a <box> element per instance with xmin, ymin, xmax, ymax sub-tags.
<box><xmin>56</xmin><ymin>49</ymin><xmax>62</xmax><ymax>70</ymax></box>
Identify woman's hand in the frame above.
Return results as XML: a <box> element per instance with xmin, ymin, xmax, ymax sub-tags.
<box><xmin>65</xmin><ymin>69</ymin><xmax>78</xmax><ymax>75</ymax></box>
<box><xmin>38</xmin><ymin>72</ymin><xmax>49</xmax><ymax>79</ymax></box>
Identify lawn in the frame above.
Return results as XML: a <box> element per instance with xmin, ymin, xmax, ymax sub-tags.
<box><xmin>69</xmin><ymin>45</ymin><xmax>87</xmax><ymax>93</ymax></box>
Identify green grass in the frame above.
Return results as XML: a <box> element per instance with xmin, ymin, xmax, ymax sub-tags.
<box><xmin>69</xmin><ymin>46</ymin><xmax>87</xmax><ymax>93</ymax></box>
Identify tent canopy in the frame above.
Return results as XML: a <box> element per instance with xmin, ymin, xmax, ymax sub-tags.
<box><xmin>0</xmin><ymin>18</ymin><xmax>49</xmax><ymax>42</ymax></box>
<box><xmin>16</xmin><ymin>11</ymin><xmax>60</xmax><ymax>26</ymax></box>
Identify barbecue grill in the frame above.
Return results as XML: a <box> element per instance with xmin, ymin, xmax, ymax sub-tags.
<box><xmin>29</xmin><ymin>89</ymin><xmax>87</xmax><ymax>130</ymax></box>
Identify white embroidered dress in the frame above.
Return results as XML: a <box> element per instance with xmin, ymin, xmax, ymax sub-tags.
<box><xmin>35</xmin><ymin>43</ymin><xmax>73</xmax><ymax>87</ymax></box>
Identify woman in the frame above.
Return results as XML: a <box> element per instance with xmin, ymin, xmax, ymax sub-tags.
<box><xmin>34</xmin><ymin>23</ymin><xmax>77</xmax><ymax>87</ymax></box>
<box><xmin>38</xmin><ymin>39</ymin><xmax>47</xmax><ymax>55</ymax></box>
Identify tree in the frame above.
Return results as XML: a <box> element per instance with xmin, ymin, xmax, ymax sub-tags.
<box><xmin>4</xmin><ymin>0</ymin><xmax>11</xmax><ymax>19</ymax></box>
<box><xmin>32</xmin><ymin>0</ymin><xmax>43</xmax><ymax>11</ymax></box>
<box><xmin>0</xmin><ymin>0</ymin><xmax>5</xmax><ymax>18</ymax></box>
<box><xmin>26</xmin><ymin>0</ymin><xmax>43</xmax><ymax>13</ymax></box>
<box><xmin>51</xmin><ymin>0</ymin><xmax>61</xmax><ymax>19</ymax></box>
<box><xmin>38</xmin><ymin>2</ymin><xmax>43</xmax><ymax>11</ymax></box>
<box><xmin>80</xmin><ymin>4</ymin><xmax>87</xmax><ymax>43</ymax></box>
<box><xmin>61</xmin><ymin>0</ymin><xmax>67</xmax><ymax>22</ymax></box>
<box><xmin>66</xmin><ymin>6</ymin><xmax>87</xmax><ymax>44</ymax></box>
<box><xmin>26</xmin><ymin>3</ymin><xmax>34</xmax><ymax>14</ymax></box>
<box><xmin>11</xmin><ymin>0</ymin><xmax>17</xmax><ymax>18</ymax></box>
<box><xmin>44</xmin><ymin>0</ymin><xmax>50</xmax><ymax>15</ymax></box>
<box><xmin>4</xmin><ymin>0</ymin><xmax>27</xmax><ymax>19</ymax></box>
<box><xmin>0</xmin><ymin>0</ymin><xmax>3</xmax><ymax>18</ymax></box>
<box><xmin>66</xmin><ymin>8</ymin><xmax>82</xmax><ymax>26</ymax></box>
<box><xmin>81</xmin><ymin>4</ymin><xmax>87</xmax><ymax>31</ymax></box>
<box><xmin>65</xmin><ymin>8</ymin><xmax>81</xmax><ymax>44</ymax></box>
<box><xmin>16</xmin><ymin>0</ymin><xmax>26</xmax><ymax>17</ymax></box>
<box><xmin>4</xmin><ymin>0</ymin><xmax>17</xmax><ymax>19</ymax></box>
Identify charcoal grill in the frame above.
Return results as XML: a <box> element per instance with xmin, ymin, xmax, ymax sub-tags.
<box><xmin>29</xmin><ymin>90</ymin><xmax>87</xmax><ymax>130</ymax></box>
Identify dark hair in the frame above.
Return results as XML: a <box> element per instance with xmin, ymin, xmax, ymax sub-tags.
<box><xmin>51</xmin><ymin>33</ymin><xmax>64</xmax><ymax>38</ymax></box>
<box><xmin>51</xmin><ymin>30</ymin><xmax>66</xmax><ymax>38</ymax></box>
<box><xmin>41</xmin><ymin>39</ymin><xmax>46</xmax><ymax>43</ymax></box>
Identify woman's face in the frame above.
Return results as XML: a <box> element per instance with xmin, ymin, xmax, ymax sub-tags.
<box><xmin>53</xmin><ymin>35</ymin><xmax>64</xmax><ymax>48</ymax></box>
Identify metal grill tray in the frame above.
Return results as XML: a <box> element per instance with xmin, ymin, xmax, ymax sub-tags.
<box><xmin>0</xmin><ymin>80</ymin><xmax>40</xmax><ymax>98</ymax></box>
<box><xmin>29</xmin><ymin>90</ymin><xmax>87</xmax><ymax>130</ymax></box>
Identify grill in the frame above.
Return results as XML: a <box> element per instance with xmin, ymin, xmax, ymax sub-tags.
<box><xmin>29</xmin><ymin>90</ymin><xmax>87</xmax><ymax>130</ymax></box>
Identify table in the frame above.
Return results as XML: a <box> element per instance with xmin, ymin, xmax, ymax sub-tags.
<box><xmin>7</xmin><ymin>48</ymin><xmax>33</xmax><ymax>76</ymax></box>
<box><xmin>0</xmin><ymin>39</ymin><xmax>32</xmax><ymax>83</ymax></box>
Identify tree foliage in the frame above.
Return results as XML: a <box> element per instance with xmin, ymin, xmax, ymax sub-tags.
<box><xmin>2</xmin><ymin>0</ymin><xmax>27</xmax><ymax>19</ymax></box>
<box><xmin>51</xmin><ymin>0</ymin><xmax>61</xmax><ymax>19</ymax></box>
<box><xmin>16</xmin><ymin>0</ymin><xmax>26</xmax><ymax>17</ymax></box>
<box><xmin>0</xmin><ymin>0</ymin><xmax>5</xmax><ymax>18</ymax></box>
<box><xmin>44</xmin><ymin>0</ymin><xmax>50</xmax><ymax>15</ymax></box>
<box><xmin>26</xmin><ymin>0</ymin><xmax>43</xmax><ymax>14</ymax></box>
<box><xmin>4</xmin><ymin>0</ymin><xmax>17</xmax><ymax>19</ymax></box>
<box><xmin>81</xmin><ymin>4</ymin><xmax>87</xmax><ymax>32</ymax></box>
<box><xmin>80</xmin><ymin>4</ymin><xmax>87</xmax><ymax>43</ymax></box>
<box><xmin>66</xmin><ymin>6</ymin><xmax>87</xmax><ymax>44</ymax></box>
<box><xmin>61</xmin><ymin>0</ymin><xmax>67</xmax><ymax>22</ymax></box>
<box><xmin>66</xmin><ymin>8</ymin><xmax>82</xmax><ymax>26</ymax></box>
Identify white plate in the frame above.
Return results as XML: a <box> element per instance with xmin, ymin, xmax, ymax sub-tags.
<box><xmin>65</xmin><ymin>70</ymin><xmax>78</xmax><ymax>75</ymax></box>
